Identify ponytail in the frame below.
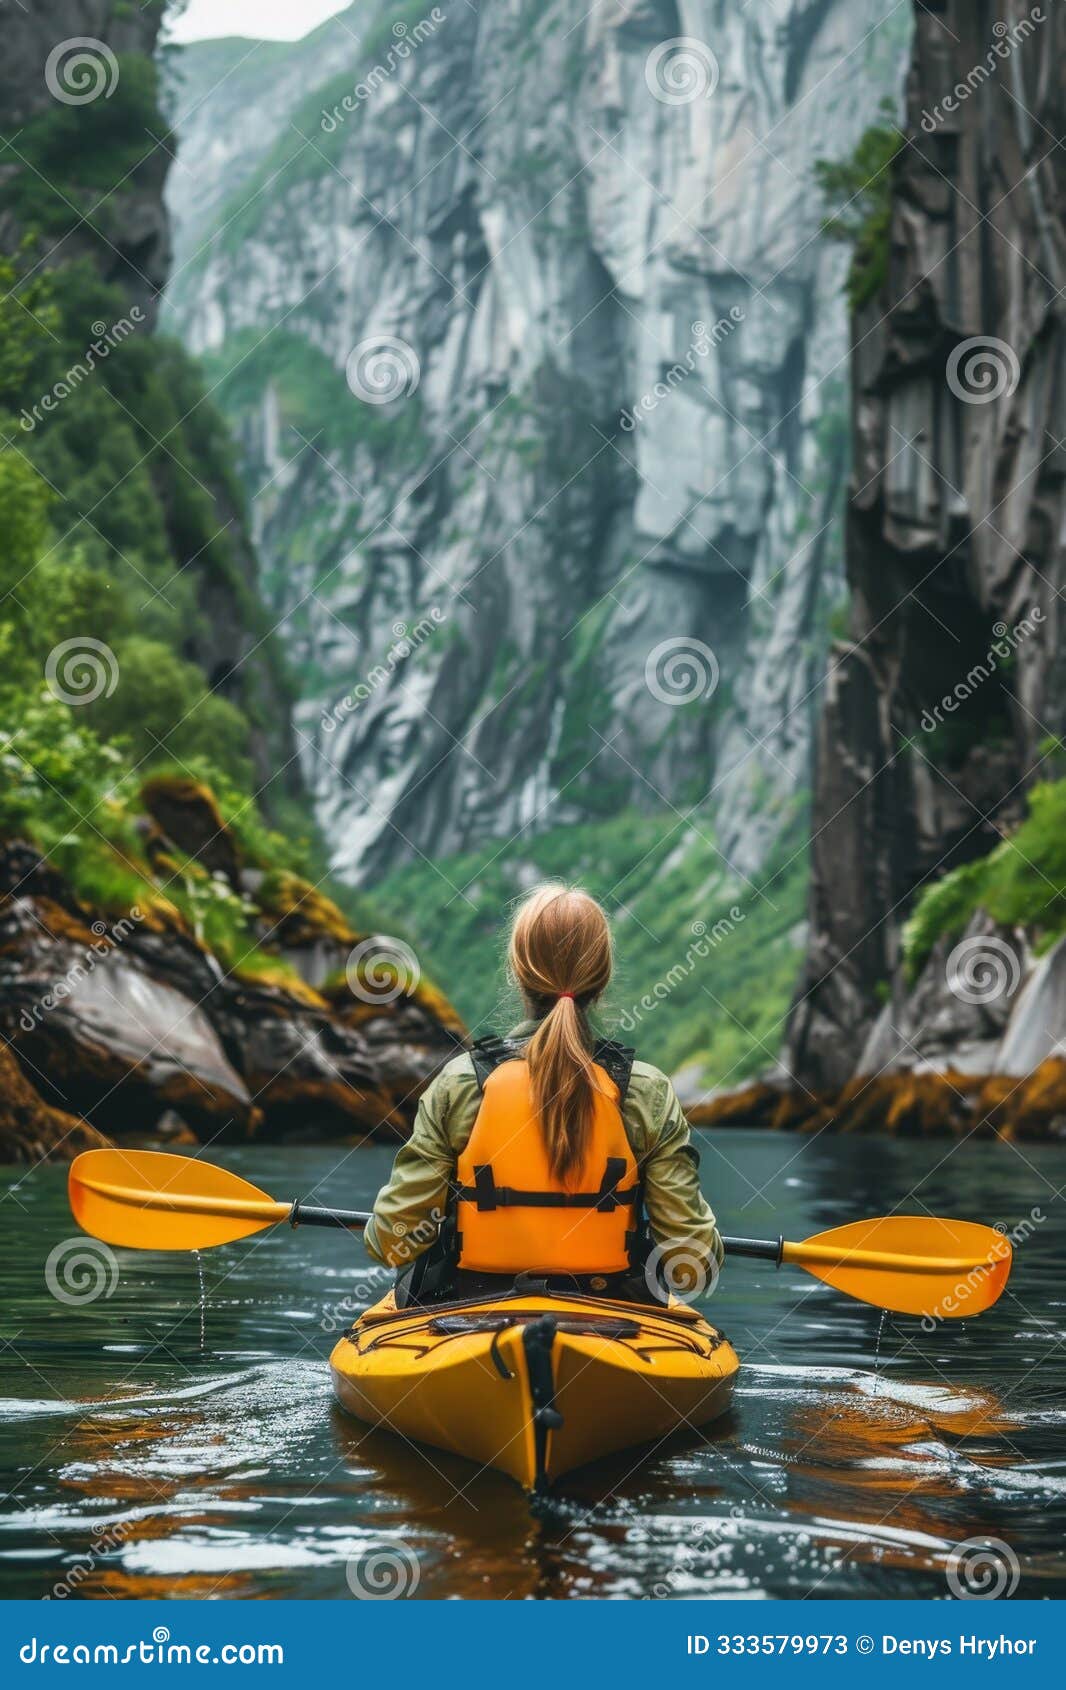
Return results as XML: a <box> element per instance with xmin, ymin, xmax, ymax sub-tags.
<box><xmin>507</xmin><ymin>885</ymin><xmax>613</xmax><ymax>1183</ymax></box>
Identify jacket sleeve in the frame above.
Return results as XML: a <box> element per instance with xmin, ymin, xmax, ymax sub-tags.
<box><xmin>363</xmin><ymin>1067</ymin><xmax>459</xmax><ymax>1268</ymax></box>
<box><xmin>639</xmin><ymin>1075</ymin><xmax>724</xmax><ymax>1291</ymax></box>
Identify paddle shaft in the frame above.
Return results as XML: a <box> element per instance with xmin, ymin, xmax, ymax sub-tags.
<box><xmin>723</xmin><ymin>1234</ymin><xmax>783</xmax><ymax>1263</ymax></box>
<box><xmin>292</xmin><ymin>1201</ymin><xmax>370</xmax><ymax>1232</ymax></box>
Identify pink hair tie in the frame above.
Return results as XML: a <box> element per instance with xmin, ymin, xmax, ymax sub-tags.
<box><xmin>557</xmin><ymin>992</ymin><xmax>575</xmax><ymax>1001</ymax></box>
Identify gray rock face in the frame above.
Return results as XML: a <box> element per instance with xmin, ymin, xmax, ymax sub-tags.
<box><xmin>854</xmin><ymin>912</ymin><xmax>1026</xmax><ymax>1079</ymax></box>
<box><xmin>790</xmin><ymin>0</ymin><xmax>1066</xmax><ymax>1087</ymax></box>
<box><xmin>164</xmin><ymin>0</ymin><xmax>907</xmax><ymax>885</ymax></box>
<box><xmin>0</xmin><ymin>887</ymin><xmax>257</xmax><ymax>1138</ymax></box>
<box><xmin>997</xmin><ymin>936</ymin><xmax>1066</xmax><ymax>1076</ymax></box>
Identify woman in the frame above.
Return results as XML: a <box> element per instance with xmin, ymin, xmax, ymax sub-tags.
<box><xmin>364</xmin><ymin>883</ymin><xmax>723</xmax><ymax>1302</ymax></box>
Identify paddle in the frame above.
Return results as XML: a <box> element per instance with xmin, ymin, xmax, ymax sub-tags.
<box><xmin>69</xmin><ymin>1150</ymin><xmax>1011</xmax><ymax>1319</ymax></box>
<box><xmin>69</xmin><ymin>1149</ymin><xmax>370</xmax><ymax>1252</ymax></box>
<box><xmin>722</xmin><ymin>1217</ymin><xmax>1012</xmax><ymax>1318</ymax></box>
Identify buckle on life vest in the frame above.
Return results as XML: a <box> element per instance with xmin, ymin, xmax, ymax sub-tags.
<box><xmin>472</xmin><ymin>1164</ymin><xmax>498</xmax><ymax>1211</ymax></box>
<box><xmin>595</xmin><ymin>1156</ymin><xmax>627</xmax><ymax>1212</ymax></box>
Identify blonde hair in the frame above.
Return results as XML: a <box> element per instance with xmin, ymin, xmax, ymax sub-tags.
<box><xmin>507</xmin><ymin>884</ymin><xmax>613</xmax><ymax>1183</ymax></box>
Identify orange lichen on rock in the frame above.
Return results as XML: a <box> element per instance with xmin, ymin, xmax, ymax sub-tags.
<box><xmin>0</xmin><ymin>1045</ymin><xmax>110</xmax><ymax>1162</ymax></box>
<box><xmin>687</xmin><ymin>1065</ymin><xmax>1066</xmax><ymax>1140</ymax></box>
<box><xmin>983</xmin><ymin>1057</ymin><xmax>1066</xmax><ymax>1139</ymax></box>
<box><xmin>255</xmin><ymin>872</ymin><xmax>357</xmax><ymax>947</ymax></box>
<box><xmin>687</xmin><ymin>1081</ymin><xmax>783</xmax><ymax>1129</ymax></box>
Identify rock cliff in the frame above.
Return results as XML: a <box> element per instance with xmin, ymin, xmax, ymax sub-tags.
<box><xmin>165</xmin><ymin>0</ymin><xmax>908</xmax><ymax>887</ymax></box>
<box><xmin>789</xmin><ymin>0</ymin><xmax>1066</xmax><ymax>1092</ymax></box>
<box><xmin>157</xmin><ymin>0</ymin><xmax>913</xmax><ymax>1079</ymax></box>
<box><xmin>0</xmin><ymin>1</ymin><xmax>465</xmax><ymax>1159</ymax></box>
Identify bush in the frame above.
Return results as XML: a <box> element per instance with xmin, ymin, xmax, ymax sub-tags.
<box><xmin>815</xmin><ymin>102</ymin><xmax>904</xmax><ymax>310</ymax></box>
<box><xmin>903</xmin><ymin>780</ymin><xmax>1066</xmax><ymax>975</ymax></box>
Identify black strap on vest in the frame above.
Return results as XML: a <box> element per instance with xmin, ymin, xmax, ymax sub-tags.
<box><xmin>469</xmin><ymin>1033</ymin><xmax>519</xmax><ymax>1090</ymax></box>
<box><xmin>592</xmin><ymin>1038</ymin><xmax>636</xmax><ymax>1104</ymax></box>
<box><xmin>456</xmin><ymin>1157</ymin><xmax>639</xmax><ymax>1214</ymax></box>
<box><xmin>468</xmin><ymin>1031</ymin><xmax>636</xmax><ymax>1104</ymax></box>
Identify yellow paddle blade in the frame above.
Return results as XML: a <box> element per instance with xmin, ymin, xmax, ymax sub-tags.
<box><xmin>69</xmin><ymin>1149</ymin><xmax>290</xmax><ymax>1252</ymax></box>
<box><xmin>782</xmin><ymin>1216</ymin><xmax>1012</xmax><ymax>1319</ymax></box>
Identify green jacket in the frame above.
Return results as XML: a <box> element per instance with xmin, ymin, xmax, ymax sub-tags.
<box><xmin>365</xmin><ymin>1024</ymin><xmax>723</xmax><ymax>1283</ymax></box>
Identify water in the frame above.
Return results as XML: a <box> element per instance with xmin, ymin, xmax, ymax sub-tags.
<box><xmin>1</xmin><ymin>1132</ymin><xmax>1064</xmax><ymax>1600</ymax></box>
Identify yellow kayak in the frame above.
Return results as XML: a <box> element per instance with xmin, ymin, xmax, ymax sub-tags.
<box><xmin>330</xmin><ymin>1290</ymin><xmax>739</xmax><ymax>1491</ymax></box>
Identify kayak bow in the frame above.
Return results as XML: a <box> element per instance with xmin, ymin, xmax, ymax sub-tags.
<box><xmin>330</xmin><ymin>1290</ymin><xmax>739</xmax><ymax>1491</ymax></box>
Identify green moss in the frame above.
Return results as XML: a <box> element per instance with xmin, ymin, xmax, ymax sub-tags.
<box><xmin>902</xmin><ymin>779</ymin><xmax>1066</xmax><ymax>977</ymax></box>
<box><xmin>0</xmin><ymin>57</ymin><xmax>168</xmax><ymax>242</ymax></box>
<box><xmin>201</xmin><ymin>328</ymin><xmax>429</xmax><ymax>466</ymax></box>
<box><xmin>815</xmin><ymin>102</ymin><xmax>904</xmax><ymax>310</ymax></box>
<box><xmin>0</xmin><ymin>244</ymin><xmax>297</xmax><ymax>782</ymax></box>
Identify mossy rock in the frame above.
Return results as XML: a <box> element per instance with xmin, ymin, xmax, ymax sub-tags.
<box><xmin>140</xmin><ymin>775</ymin><xmax>240</xmax><ymax>884</ymax></box>
<box><xmin>325</xmin><ymin>961</ymin><xmax>467</xmax><ymax>1040</ymax></box>
<box><xmin>0</xmin><ymin>1045</ymin><xmax>110</xmax><ymax>1163</ymax></box>
<box><xmin>232</xmin><ymin>954</ymin><xmax>328</xmax><ymax>1009</ymax></box>
<box><xmin>255</xmin><ymin>870</ymin><xmax>358</xmax><ymax>947</ymax></box>
<box><xmin>903</xmin><ymin>779</ymin><xmax>1066</xmax><ymax>978</ymax></box>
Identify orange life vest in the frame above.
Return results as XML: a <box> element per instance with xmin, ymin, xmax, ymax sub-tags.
<box><xmin>455</xmin><ymin>1042</ymin><xmax>640</xmax><ymax>1275</ymax></box>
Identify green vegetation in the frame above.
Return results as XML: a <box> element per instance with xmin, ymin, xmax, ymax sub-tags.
<box><xmin>903</xmin><ymin>780</ymin><xmax>1066</xmax><ymax>977</ymax></box>
<box><xmin>0</xmin><ymin>252</ymin><xmax>273</xmax><ymax>775</ymax></box>
<box><xmin>200</xmin><ymin>328</ymin><xmax>429</xmax><ymax>466</ymax></box>
<box><xmin>0</xmin><ymin>30</ymin><xmax>322</xmax><ymax>981</ymax></box>
<box><xmin>366</xmin><ymin>810</ymin><xmax>809</xmax><ymax>1082</ymax></box>
<box><xmin>815</xmin><ymin>100</ymin><xmax>904</xmax><ymax>310</ymax></box>
<box><xmin>0</xmin><ymin>56</ymin><xmax>166</xmax><ymax>243</ymax></box>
